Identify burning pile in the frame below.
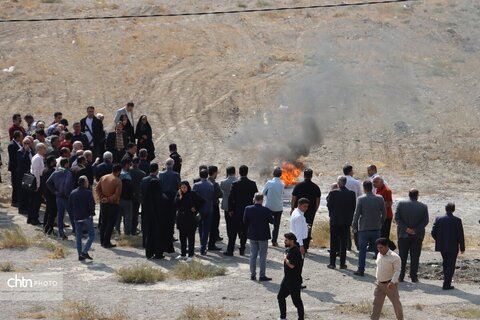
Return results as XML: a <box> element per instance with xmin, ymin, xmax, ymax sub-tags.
<box><xmin>280</xmin><ymin>162</ymin><xmax>302</xmax><ymax>187</ymax></box>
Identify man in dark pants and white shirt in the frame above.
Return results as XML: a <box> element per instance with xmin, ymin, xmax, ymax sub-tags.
<box><xmin>263</xmin><ymin>166</ymin><xmax>284</xmax><ymax>246</ymax></box>
<box><xmin>395</xmin><ymin>188</ymin><xmax>429</xmax><ymax>282</ymax></box>
<box><xmin>431</xmin><ymin>202</ymin><xmax>465</xmax><ymax>290</ymax></box>
<box><xmin>277</xmin><ymin>232</ymin><xmax>304</xmax><ymax>320</ymax></box>
<box><xmin>352</xmin><ymin>180</ymin><xmax>386</xmax><ymax>276</ymax></box>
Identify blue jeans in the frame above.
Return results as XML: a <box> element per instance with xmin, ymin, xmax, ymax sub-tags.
<box><xmin>56</xmin><ymin>197</ymin><xmax>74</xmax><ymax>235</ymax></box>
<box><xmin>198</xmin><ymin>211</ymin><xmax>212</xmax><ymax>252</ymax></box>
<box><xmin>358</xmin><ymin>230</ymin><xmax>380</xmax><ymax>270</ymax></box>
<box><xmin>249</xmin><ymin>240</ymin><xmax>269</xmax><ymax>277</ymax></box>
<box><xmin>75</xmin><ymin>217</ymin><xmax>95</xmax><ymax>256</ymax></box>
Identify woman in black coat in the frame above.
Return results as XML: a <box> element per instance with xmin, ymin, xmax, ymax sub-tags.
<box><xmin>135</xmin><ymin>115</ymin><xmax>155</xmax><ymax>162</ymax></box>
<box><xmin>174</xmin><ymin>181</ymin><xmax>204</xmax><ymax>260</ymax></box>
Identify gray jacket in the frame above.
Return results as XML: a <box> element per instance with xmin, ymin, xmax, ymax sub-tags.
<box><xmin>395</xmin><ymin>199</ymin><xmax>429</xmax><ymax>239</ymax></box>
<box><xmin>219</xmin><ymin>175</ymin><xmax>237</xmax><ymax>212</ymax></box>
<box><xmin>352</xmin><ymin>192</ymin><xmax>386</xmax><ymax>231</ymax></box>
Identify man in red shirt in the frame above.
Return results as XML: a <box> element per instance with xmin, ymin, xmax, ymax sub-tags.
<box><xmin>8</xmin><ymin>113</ymin><xmax>26</xmax><ymax>140</ymax></box>
<box><xmin>373</xmin><ymin>176</ymin><xmax>396</xmax><ymax>251</ymax></box>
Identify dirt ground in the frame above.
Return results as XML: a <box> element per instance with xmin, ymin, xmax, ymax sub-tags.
<box><xmin>1</xmin><ymin>0</ymin><xmax>480</xmax><ymax>319</ymax></box>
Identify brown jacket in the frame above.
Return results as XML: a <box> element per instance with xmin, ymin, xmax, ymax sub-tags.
<box><xmin>95</xmin><ymin>173</ymin><xmax>122</xmax><ymax>204</ymax></box>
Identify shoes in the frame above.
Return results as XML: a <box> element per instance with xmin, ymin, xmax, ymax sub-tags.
<box><xmin>216</xmin><ymin>236</ymin><xmax>223</xmax><ymax>242</ymax></box>
<box><xmin>327</xmin><ymin>264</ymin><xmax>336</xmax><ymax>269</ymax></box>
<box><xmin>399</xmin><ymin>277</ymin><xmax>404</xmax><ymax>283</ymax></box>
<box><xmin>78</xmin><ymin>255</ymin><xmax>86</xmax><ymax>261</ymax></box>
<box><xmin>239</xmin><ymin>249</ymin><xmax>245</xmax><ymax>256</ymax></box>
<box><xmin>223</xmin><ymin>251</ymin><xmax>233</xmax><ymax>256</ymax></box>
<box><xmin>186</xmin><ymin>256</ymin><xmax>193</xmax><ymax>262</ymax></box>
<box><xmin>103</xmin><ymin>243</ymin><xmax>117</xmax><ymax>248</ymax></box>
<box><xmin>340</xmin><ymin>265</ymin><xmax>348</xmax><ymax>269</ymax></box>
<box><xmin>278</xmin><ymin>318</ymin><xmax>287</xmax><ymax>320</ymax></box>
<box><xmin>301</xmin><ymin>285</ymin><xmax>307</xmax><ymax>289</ymax></box>
<box><xmin>259</xmin><ymin>276</ymin><xmax>272</xmax><ymax>282</ymax></box>
<box><xmin>175</xmin><ymin>255</ymin><xmax>186</xmax><ymax>260</ymax></box>
<box><xmin>353</xmin><ymin>270</ymin><xmax>365</xmax><ymax>276</ymax></box>
<box><xmin>442</xmin><ymin>285</ymin><xmax>454</xmax><ymax>290</ymax></box>
<box><xmin>411</xmin><ymin>277</ymin><xmax>419</xmax><ymax>283</ymax></box>
<box><xmin>153</xmin><ymin>254</ymin><xmax>165</xmax><ymax>259</ymax></box>
<box><xmin>82</xmin><ymin>252</ymin><xmax>93</xmax><ymax>260</ymax></box>
<box><xmin>173</xmin><ymin>237</ymin><xmax>178</xmax><ymax>242</ymax></box>
<box><xmin>29</xmin><ymin>220</ymin><xmax>42</xmax><ymax>226</ymax></box>
<box><xmin>60</xmin><ymin>234</ymin><xmax>68</xmax><ymax>240</ymax></box>
<box><xmin>250</xmin><ymin>275</ymin><xmax>256</xmax><ymax>281</ymax></box>
<box><xmin>200</xmin><ymin>251</ymin><xmax>207</xmax><ymax>256</ymax></box>
<box><xmin>208</xmin><ymin>246</ymin><xmax>222</xmax><ymax>251</ymax></box>
<box><xmin>272</xmin><ymin>242</ymin><xmax>279</xmax><ymax>247</ymax></box>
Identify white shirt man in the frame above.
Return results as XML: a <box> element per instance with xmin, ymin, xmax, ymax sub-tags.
<box><xmin>31</xmin><ymin>143</ymin><xmax>46</xmax><ymax>191</ymax></box>
<box><xmin>346</xmin><ymin>175</ymin><xmax>363</xmax><ymax>198</ymax></box>
<box><xmin>290</xmin><ymin>199</ymin><xmax>309</xmax><ymax>254</ymax></box>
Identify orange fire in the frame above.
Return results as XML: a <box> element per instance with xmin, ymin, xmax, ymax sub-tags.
<box><xmin>280</xmin><ymin>162</ymin><xmax>301</xmax><ymax>187</ymax></box>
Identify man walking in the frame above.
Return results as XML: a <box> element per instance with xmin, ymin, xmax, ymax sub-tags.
<box><xmin>326</xmin><ymin>176</ymin><xmax>356</xmax><ymax>269</ymax></box>
<box><xmin>277</xmin><ymin>232</ymin><xmax>305</xmax><ymax>320</ymax></box>
<box><xmin>208</xmin><ymin>165</ymin><xmax>223</xmax><ymax>250</ymax></box>
<box><xmin>159</xmin><ymin>158</ymin><xmax>181</xmax><ymax>251</ymax></box>
<box><xmin>227</xmin><ymin>165</ymin><xmax>258</xmax><ymax>256</ymax></box>
<box><xmin>220</xmin><ymin>166</ymin><xmax>237</xmax><ymax>256</ymax></box>
<box><xmin>371</xmin><ymin>238</ymin><xmax>404</xmax><ymax>320</ymax></box>
<box><xmin>244</xmin><ymin>193</ymin><xmax>274</xmax><ymax>281</ymax></box>
<box><xmin>263</xmin><ymin>166</ymin><xmax>284</xmax><ymax>247</ymax></box>
<box><xmin>290</xmin><ymin>198</ymin><xmax>309</xmax><ymax>256</ymax></box>
<box><xmin>431</xmin><ymin>202</ymin><xmax>465</xmax><ymax>290</ymax></box>
<box><xmin>395</xmin><ymin>189</ymin><xmax>429</xmax><ymax>282</ymax></box>
<box><xmin>352</xmin><ymin>181</ymin><xmax>386</xmax><ymax>276</ymax></box>
<box><xmin>192</xmin><ymin>169</ymin><xmax>214</xmax><ymax>255</ymax></box>
<box><xmin>68</xmin><ymin>176</ymin><xmax>96</xmax><ymax>261</ymax></box>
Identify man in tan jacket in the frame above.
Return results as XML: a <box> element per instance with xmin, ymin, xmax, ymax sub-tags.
<box><xmin>96</xmin><ymin>163</ymin><xmax>122</xmax><ymax>248</ymax></box>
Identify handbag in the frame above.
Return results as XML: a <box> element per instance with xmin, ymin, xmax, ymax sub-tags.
<box><xmin>21</xmin><ymin>173</ymin><xmax>36</xmax><ymax>191</ymax></box>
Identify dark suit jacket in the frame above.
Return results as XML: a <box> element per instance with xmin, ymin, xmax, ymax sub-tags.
<box><xmin>93</xmin><ymin>161</ymin><xmax>112</xmax><ymax>182</ymax></box>
<box><xmin>327</xmin><ymin>186</ymin><xmax>356</xmax><ymax>226</ymax></box>
<box><xmin>130</xmin><ymin>167</ymin><xmax>146</xmax><ymax>203</ymax></box>
<box><xmin>71</xmin><ymin>164</ymin><xmax>88</xmax><ymax>187</ymax></box>
<box><xmin>105</xmin><ymin>131</ymin><xmax>129</xmax><ymax>153</ymax></box>
<box><xmin>243</xmin><ymin>204</ymin><xmax>273</xmax><ymax>240</ymax></box>
<box><xmin>8</xmin><ymin>140</ymin><xmax>20</xmax><ymax>172</ymax></box>
<box><xmin>431</xmin><ymin>213</ymin><xmax>465</xmax><ymax>253</ymax></box>
<box><xmin>16</xmin><ymin>147</ymin><xmax>33</xmax><ymax>175</ymax></box>
<box><xmin>395</xmin><ymin>199</ymin><xmax>429</xmax><ymax>239</ymax></box>
<box><xmin>228</xmin><ymin>176</ymin><xmax>258</xmax><ymax>216</ymax></box>
<box><xmin>80</xmin><ymin>116</ymin><xmax>104</xmax><ymax>148</ymax></box>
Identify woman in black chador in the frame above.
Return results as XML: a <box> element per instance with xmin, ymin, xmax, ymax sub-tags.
<box><xmin>135</xmin><ymin>115</ymin><xmax>155</xmax><ymax>162</ymax></box>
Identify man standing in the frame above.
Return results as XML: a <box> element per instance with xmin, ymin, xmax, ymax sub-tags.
<box><xmin>42</xmin><ymin>156</ymin><xmax>58</xmax><ymax>235</ymax></box>
<box><xmin>94</xmin><ymin>151</ymin><xmax>113</xmax><ymax>182</ymax></box>
<box><xmin>106</xmin><ymin>121</ymin><xmax>129</xmax><ymax>164</ymax></box>
<box><xmin>431</xmin><ymin>202</ymin><xmax>465</xmax><ymax>290</ymax></box>
<box><xmin>263</xmin><ymin>166</ymin><xmax>284</xmax><ymax>247</ymax></box>
<box><xmin>290</xmin><ymin>168</ymin><xmax>320</xmax><ymax>251</ymax></box>
<box><xmin>352</xmin><ymin>181</ymin><xmax>386</xmax><ymax>276</ymax></box>
<box><xmin>159</xmin><ymin>158</ymin><xmax>181</xmax><ymax>251</ymax></box>
<box><xmin>371</xmin><ymin>238</ymin><xmax>404</xmax><ymax>320</ymax></box>
<box><xmin>326</xmin><ymin>176</ymin><xmax>356</xmax><ymax>269</ymax></box>
<box><xmin>192</xmin><ymin>169</ymin><xmax>214</xmax><ymax>255</ymax></box>
<box><xmin>116</xmin><ymin>158</ymin><xmax>134</xmax><ymax>235</ymax></box>
<box><xmin>80</xmin><ymin>106</ymin><xmax>105</xmax><ymax>159</ymax></box>
<box><xmin>395</xmin><ymin>189</ymin><xmax>429</xmax><ymax>282</ymax></box>
<box><xmin>71</xmin><ymin>122</ymin><xmax>90</xmax><ymax>153</ymax></box>
<box><xmin>16</xmin><ymin>138</ymin><xmax>34</xmax><ymax>215</ymax></box>
<box><xmin>277</xmin><ymin>232</ymin><xmax>305</xmax><ymax>320</ymax></box>
<box><xmin>343</xmin><ymin>164</ymin><xmax>363</xmax><ymax>198</ymax></box>
<box><xmin>373</xmin><ymin>176</ymin><xmax>396</xmax><ymax>251</ymax></box>
<box><xmin>130</xmin><ymin>157</ymin><xmax>146</xmax><ymax>235</ymax></box>
<box><xmin>29</xmin><ymin>143</ymin><xmax>46</xmax><ymax>225</ymax></box>
<box><xmin>8</xmin><ymin>130</ymin><xmax>23</xmax><ymax>207</ymax></box>
<box><xmin>244</xmin><ymin>193</ymin><xmax>274</xmax><ymax>281</ymax></box>
<box><xmin>68</xmin><ymin>176</ymin><xmax>95</xmax><ymax>261</ymax></box>
<box><xmin>138</xmin><ymin>149</ymin><xmax>150</xmax><ymax>174</ymax></box>
<box><xmin>220</xmin><ymin>166</ymin><xmax>237</xmax><ymax>256</ymax></box>
<box><xmin>290</xmin><ymin>198</ymin><xmax>309</xmax><ymax>256</ymax></box>
<box><xmin>227</xmin><ymin>165</ymin><xmax>258</xmax><ymax>256</ymax></box>
<box><xmin>114</xmin><ymin>102</ymin><xmax>135</xmax><ymax>143</ymax></box>
<box><xmin>96</xmin><ymin>164</ymin><xmax>122</xmax><ymax>248</ymax></box>
<box><xmin>208</xmin><ymin>165</ymin><xmax>223</xmax><ymax>250</ymax></box>
<box><xmin>8</xmin><ymin>113</ymin><xmax>26</xmax><ymax>140</ymax></box>
<box><xmin>169</xmin><ymin>143</ymin><xmax>182</xmax><ymax>175</ymax></box>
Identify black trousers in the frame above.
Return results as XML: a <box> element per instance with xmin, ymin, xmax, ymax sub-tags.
<box><xmin>131</xmin><ymin>200</ymin><xmax>140</xmax><ymax>234</ymax></box>
<box><xmin>441</xmin><ymin>251</ymin><xmax>458</xmax><ymax>288</ymax></box>
<box><xmin>43</xmin><ymin>193</ymin><xmax>57</xmax><ymax>234</ymax></box>
<box><xmin>271</xmin><ymin>211</ymin><xmax>283</xmax><ymax>243</ymax></box>
<box><xmin>226</xmin><ymin>213</ymin><xmax>247</xmax><ymax>254</ymax></box>
<box><xmin>330</xmin><ymin>225</ymin><xmax>349</xmax><ymax>266</ymax></box>
<box><xmin>27</xmin><ymin>189</ymin><xmax>42</xmax><ymax>223</ymax></box>
<box><xmin>277</xmin><ymin>281</ymin><xmax>304</xmax><ymax>320</ymax></box>
<box><xmin>381</xmin><ymin>218</ymin><xmax>397</xmax><ymax>250</ymax></box>
<box><xmin>179</xmin><ymin>229</ymin><xmax>196</xmax><ymax>257</ymax></box>
<box><xmin>304</xmin><ymin>211</ymin><xmax>316</xmax><ymax>250</ymax></box>
<box><xmin>209</xmin><ymin>204</ymin><xmax>220</xmax><ymax>247</ymax></box>
<box><xmin>398</xmin><ymin>237</ymin><xmax>423</xmax><ymax>279</ymax></box>
<box><xmin>99</xmin><ymin>203</ymin><xmax>119</xmax><ymax>246</ymax></box>
<box><xmin>10</xmin><ymin>171</ymin><xmax>19</xmax><ymax>205</ymax></box>
<box><xmin>18</xmin><ymin>179</ymin><xmax>30</xmax><ymax>214</ymax></box>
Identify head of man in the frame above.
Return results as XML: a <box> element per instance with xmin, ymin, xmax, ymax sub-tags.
<box><xmin>132</xmin><ymin>156</ymin><xmax>140</xmax><ymax>168</ymax></box>
<box><xmin>198</xmin><ymin>165</ymin><xmax>208</xmax><ymax>176</ymax></box>
<box><xmin>72</xmin><ymin>122</ymin><xmax>81</xmax><ymax>135</ymax></box>
<box><xmin>367</xmin><ymin>164</ymin><xmax>378</xmax><ymax>177</ymax></box>
<box><xmin>22</xmin><ymin>137</ymin><xmax>32</xmax><ymax>150</ymax></box>
<box><xmin>343</xmin><ymin>164</ymin><xmax>353</xmax><ymax>177</ymax></box>
<box><xmin>337</xmin><ymin>175</ymin><xmax>347</xmax><ymax>187</ymax></box>
<box><xmin>35</xmin><ymin>143</ymin><xmax>47</xmax><ymax>156</ymax></box>
<box><xmin>86</xmin><ymin>106</ymin><xmax>95</xmax><ymax>118</ymax></box>
<box><xmin>199</xmin><ymin>169</ymin><xmax>208</xmax><ymax>180</ymax></box>
<box><xmin>273</xmin><ymin>166</ymin><xmax>282</xmax><ymax>178</ymax></box>
<box><xmin>59</xmin><ymin>157</ymin><xmax>70</xmax><ymax>169</ymax></box>
<box><xmin>36</xmin><ymin>121</ymin><xmax>46</xmax><ymax>131</ymax></box>
<box><xmin>115</xmin><ymin>121</ymin><xmax>124</xmax><ymax>132</ymax></box>
<box><xmin>76</xmin><ymin>155</ymin><xmax>87</xmax><ymax>167</ymax></box>
<box><xmin>46</xmin><ymin>155</ymin><xmax>57</xmax><ymax>169</ymax></box>
<box><xmin>54</xmin><ymin>112</ymin><xmax>63</xmax><ymax>124</ymax></box>
<box><xmin>64</xmin><ymin>132</ymin><xmax>73</xmax><ymax>142</ymax></box>
<box><xmin>165</xmin><ymin>158</ymin><xmax>174</xmax><ymax>170</ymax></box>
<box><xmin>297</xmin><ymin>198</ymin><xmax>310</xmax><ymax>213</ymax></box>
<box><xmin>150</xmin><ymin>163</ymin><xmax>159</xmax><ymax>176</ymax></box>
<box><xmin>60</xmin><ymin>147</ymin><xmax>71</xmax><ymax>159</ymax></box>
<box><xmin>96</xmin><ymin>113</ymin><xmax>104</xmax><ymax>122</ymax></box>
<box><xmin>139</xmin><ymin>148</ymin><xmax>148</xmax><ymax>160</ymax></box>
<box><xmin>126</xmin><ymin>101</ymin><xmax>134</xmax><ymax>113</ymax></box>
<box><xmin>112</xmin><ymin>164</ymin><xmax>122</xmax><ymax>177</ymax></box>
<box><xmin>445</xmin><ymin>202</ymin><xmax>455</xmax><ymax>213</ymax></box>
<box><xmin>50</xmin><ymin>135</ymin><xmax>60</xmax><ymax>149</ymax></box>
<box><xmin>13</xmin><ymin>130</ymin><xmax>23</xmax><ymax>142</ymax></box>
<box><xmin>303</xmin><ymin>168</ymin><xmax>313</xmax><ymax>180</ymax></box>
<box><xmin>239</xmin><ymin>165</ymin><xmax>249</xmax><ymax>177</ymax></box>
<box><xmin>126</xmin><ymin>143</ymin><xmax>137</xmax><ymax>155</ymax></box>
<box><xmin>376</xmin><ymin>238</ymin><xmax>389</xmax><ymax>256</ymax></box>
<box><xmin>121</xmin><ymin>158</ymin><xmax>132</xmax><ymax>171</ymax></box>
<box><xmin>103</xmin><ymin>151</ymin><xmax>113</xmax><ymax>163</ymax></box>
<box><xmin>72</xmin><ymin>141</ymin><xmax>83</xmax><ymax>152</ymax></box>
<box><xmin>35</xmin><ymin>129</ymin><xmax>46</xmax><ymax>142</ymax></box>
<box><xmin>208</xmin><ymin>165</ymin><xmax>218</xmax><ymax>179</ymax></box>
<box><xmin>284</xmin><ymin>232</ymin><xmax>297</xmax><ymax>248</ymax></box>
<box><xmin>169</xmin><ymin>143</ymin><xmax>177</xmax><ymax>153</ymax></box>
<box><xmin>84</xmin><ymin>150</ymin><xmax>93</xmax><ymax>163</ymax></box>
<box><xmin>78</xmin><ymin>175</ymin><xmax>89</xmax><ymax>189</ymax></box>
<box><xmin>408</xmin><ymin>188</ymin><xmax>419</xmax><ymax>201</ymax></box>
<box><xmin>373</xmin><ymin>176</ymin><xmax>384</xmax><ymax>190</ymax></box>
<box><xmin>12</xmin><ymin>113</ymin><xmax>22</xmax><ymax>126</ymax></box>
<box><xmin>226</xmin><ymin>166</ymin><xmax>236</xmax><ymax>177</ymax></box>
<box><xmin>24</xmin><ymin>114</ymin><xmax>34</xmax><ymax>126</ymax></box>
<box><xmin>253</xmin><ymin>192</ymin><xmax>264</xmax><ymax>204</ymax></box>
<box><xmin>363</xmin><ymin>180</ymin><xmax>373</xmax><ymax>193</ymax></box>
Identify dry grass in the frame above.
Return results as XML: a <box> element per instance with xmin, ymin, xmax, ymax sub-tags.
<box><xmin>448</xmin><ymin>307</ymin><xmax>480</xmax><ymax>319</ymax></box>
<box><xmin>117</xmin><ymin>263</ymin><xmax>167</xmax><ymax>284</ymax></box>
<box><xmin>41</xmin><ymin>0</ymin><xmax>61</xmax><ymax>3</ymax></box>
<box><xmin>0</xmin><ymin>261</ymin><xmax>15</xmax><ymax>272</ymax></box>
<box><xmin>237</xmin><ymin>2</ymin><xmax>247</xmax><ymax>8</ymax></box>
<box><xmin>256</xmin><ymin>0</ymin><xmax>270</xmax><ymax>7</ymax></box>
<box><xmin>116</xmin><ymin>235</ymin><xmax>144</xmax><ymax>248</ymax></box>
<box><xmin>176</xmin><ymin>305</ymin><xmax>239</xmax><ymax>320</ymax></box>
<box><xmin>0</xmin><ymin>226</ymin><xmax>30</xmax><ymax>249</ymax></box>
<box><xmin>310</xmin><ymin>219</ymin><xmax>330</xmax><ymax>248</ymax></box>
<box><xmin>336</xmin><ymin>300</ymin><xmax>389</xmax><ymax>316</ymax></box>
<box><xmin>32</xmin><ymin>234</ymin><xmax>68</xmax><ymax>259</ymax></box>
<box><xmin>17</xmin><ymin>306</ymin><xmax>47</xmax><ymax>319</ymax></box>
<box><xmin>415</xmin><ymin>303</ymin><xmax>425</xmax><ymax>311</ymax></box>
<box><xmin>172</xmin><ymin>261</ymin><xmax>226</xmax><ymax>281</ymax></box>
<box><xmin>56</xmin><ymin>301</ymin><xmax>129</xmax><ymax>320</ymax></box>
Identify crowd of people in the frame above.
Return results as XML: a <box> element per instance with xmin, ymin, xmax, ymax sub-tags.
<box><xmin>5</xmin><ymin>106</ymin><xmax>467</xmax><ymax>320</ymax></box>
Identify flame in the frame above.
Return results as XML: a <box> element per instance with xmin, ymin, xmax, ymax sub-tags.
<box><xmin>280</xmin><ymin>162</ymin><xmax>301</xmax><ymax>187</ymax></box>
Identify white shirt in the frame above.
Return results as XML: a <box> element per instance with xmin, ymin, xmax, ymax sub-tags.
<box><xmin>346</xmin><ymin>175</ymin><xmax>363</xmax><ymax>199</ymax></box>
<box><xmin>263</xmin><ymin>177</ymin><xmax>285</xmax><ymax>212</ymax></box>
<box><xmin>30</xmin><ymin>154</ymin><xmax>45</xmax><ymax>189</ymax></box>
<box><xmin>290</xmin><ymin>208</ymin><xmax>308</xmax><ymax>246</ymax></box>
<box><xmin>85</xmin><ymin>117</ymin><xmax>94</xmax><ymax>144</ymax></box>
<box><xmin>375</xmin><ymin>249</ymin><xmax>401</xmax><ymax>284</ymax></box>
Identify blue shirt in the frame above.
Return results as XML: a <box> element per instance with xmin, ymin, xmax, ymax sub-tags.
<box><xmin>262</xmin><ymin>177</ymin><xmax>284</xmax><ymax>212</ymax></box>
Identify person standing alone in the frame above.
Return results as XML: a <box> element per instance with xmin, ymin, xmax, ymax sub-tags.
<box><xmin>263</xmin><ymin>166</ymin><xmax>284</xmax><ymax>247</ymax></box>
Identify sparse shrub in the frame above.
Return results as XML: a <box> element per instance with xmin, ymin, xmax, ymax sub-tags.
<box><xmin>172</xmin><ymin>261</ymin><xmax>226</xmax><ymax>280</ymax></box>
<box><xmin>448</xmin><ymin>307</ymin><xmax>480</xmax><ymax>319</ymax></box>
<box><xmin>17</xmin><ymin>305</ymin><xmax>46</xmax><ymax>319</ymax></box>
<box><xmin>117</xmin><ymin>263</ymin><xmax>167</xmax><ymax>284</ymax></box>
<box><xmin>32</xmin><ymin>234</ymin><xmax>68</xmax><ymax>259</ymax></box>
<box><xmin>176</xmin><ymin>305</ymin><xmax>239</xmax><ymax>320</ymax></box>
<box><xmin>336</xmin><ymin>300</ymin><xmax>389</xmax><ymax>316</ymax></box>
<box><xmin>237</xmin><ymin>2</ymin><xmax>247</xmax><ymax>8</ymax></box>
<box><xmin>0</xmin><ymin>261</ymin><xmax>14</xmax><ymax>272</ymax></box>
<box><xmin>310</xmin><ymin>219</ymin><xmax>330</xmax><ymax>248</ymax></box>
<box><xmin>256</xmin><ymin>0</ymin><xmax>270</xmax><ymax>7</ymax></box>
<box><xmin>41</xmin><ymin>0</ymin><xmax>62</xmax><ymax>3</ymax></box>
<box><xmin>57</xmin><ymin>300</ymin><xmax>129</xmax><ymax>320</ymax></box>
<box><xmin>0</xmin><ymin>226</ymin><xmax>29</xmax><ymax>248</ymax></box>
<box><xmin>116</xmin><ymin>234</ymin><xmax>143</xmax><ymax>248</ymax></box>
